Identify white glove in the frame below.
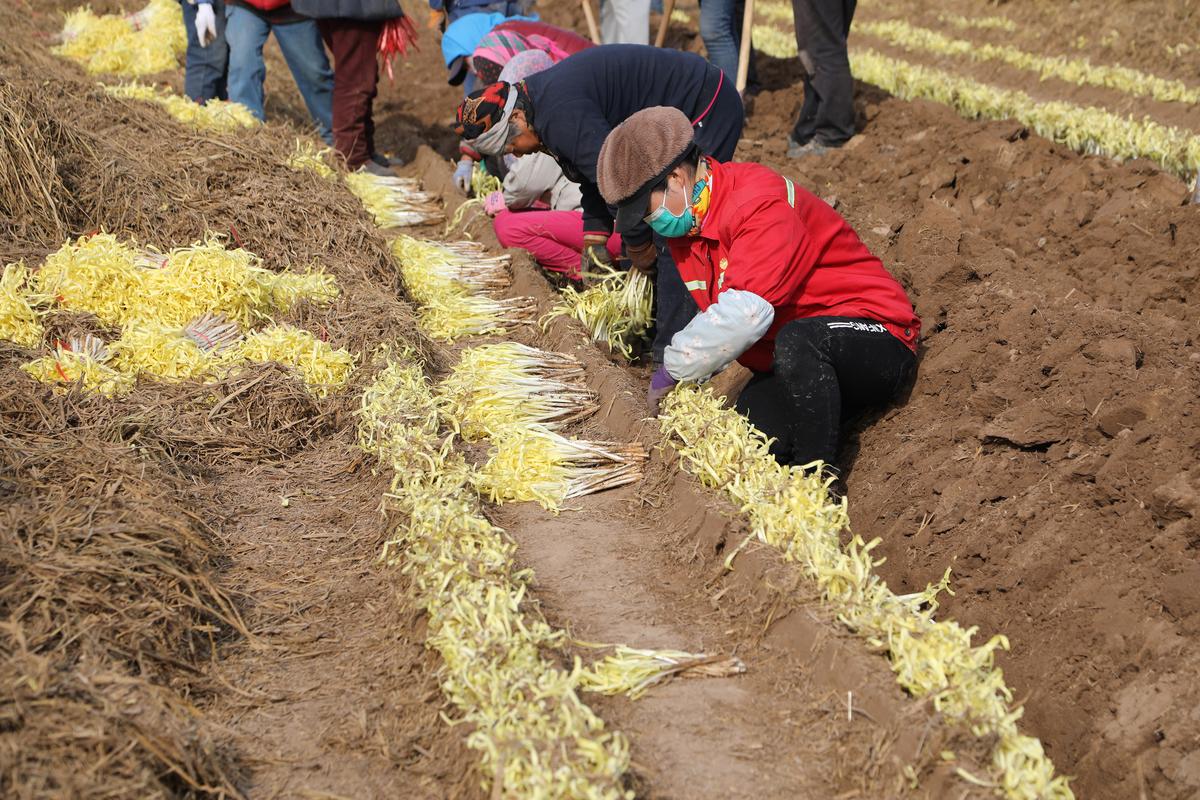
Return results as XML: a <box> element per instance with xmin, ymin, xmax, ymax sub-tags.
<box><xmin>453</xmin><ymin>157</ymin><xmax>473</xmax><ymax>194</ymax></box>
<box><xmin>664</xmin><ymin>289</ymin><xmax>775</xmax><ymax>382</ymax></box>
<box><xmin>195</xmin><ymin>2</ymin><xmax>217</xmax><ymax>47</ymax></box>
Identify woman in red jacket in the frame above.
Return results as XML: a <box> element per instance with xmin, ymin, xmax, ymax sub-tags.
<box><xmin>597</xmin><ymin>106</ymin><xmax>920</xmax><ymax>469</ymax></box>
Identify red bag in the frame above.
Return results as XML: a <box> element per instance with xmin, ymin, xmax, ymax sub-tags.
<box><xmin>239</xmin><ymin>0</ymin><xmax>291</xmax><ymax>11</ymax></box>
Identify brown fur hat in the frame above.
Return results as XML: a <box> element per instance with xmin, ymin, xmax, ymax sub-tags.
<box><xmin>598</xmin><ymin>106</ymin><xmax>695</xmax><ymax>233</ymax></box>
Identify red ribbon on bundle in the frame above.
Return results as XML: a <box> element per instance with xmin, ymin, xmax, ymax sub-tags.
<box><xmin>378</xmin><ymin>15</ymin><xmax>419</xmax><ymax>82</ymax></box>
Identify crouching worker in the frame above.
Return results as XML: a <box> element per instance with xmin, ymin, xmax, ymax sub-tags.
<box><xmin>485</xmin><ymin>151</ymin><xmax>622</xmax><ymax>281</ymax></box>
<box><xmin>482</xmin><ymin>50</ymin><xmax>621</xmax><ymax>280</ymax></box>
<box><xmin>597</xmin><ymin>107</ymin><xmax>921</xmax><ymax>469</ymax></box>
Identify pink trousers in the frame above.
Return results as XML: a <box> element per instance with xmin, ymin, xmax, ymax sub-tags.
<box><xmin>493</xmin><ymin>210</ymin><xmax>623</xmax><ymax>278</ymax></box>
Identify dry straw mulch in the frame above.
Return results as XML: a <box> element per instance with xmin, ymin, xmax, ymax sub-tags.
<box><xmin>0</xmin><ymin>360</ymin><xmax>247</xmax><ymax>797</ymax></box>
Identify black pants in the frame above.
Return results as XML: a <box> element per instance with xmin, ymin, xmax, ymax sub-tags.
<box><xmin>735</xmin><ymin>316</ymin><xmax>916</xmax><ymax>467</ymax></box>
<box><xmin>650</xmin><ymin>77</ymin><xmax>745</xmax><ymax>361</ymax></box>
<box><xmin>790</xmin><ymin>0</ymin><xmax>857</xmax><ymax>147</ymax></box>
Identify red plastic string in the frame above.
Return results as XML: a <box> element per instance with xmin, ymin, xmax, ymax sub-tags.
<box><xmin>378</xmin><ymin>16</ymin><xmax>419</xmax><ymax>83</ymax></box>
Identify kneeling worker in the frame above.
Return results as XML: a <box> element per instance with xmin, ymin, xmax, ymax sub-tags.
<box><xmin>597</xmin><ymin>107</ymin><xmax>921</xmax><ymax>469</ymax></box>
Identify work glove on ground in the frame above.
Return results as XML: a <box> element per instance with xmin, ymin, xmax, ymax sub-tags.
<box><xmin>580</xmin><ymin>234</ymin><xmax>614</xmax><ymax>280</ymax></box>
<box><xmin>483</xmin><ymin>190</ymin><xmax>506</xmax><ymax>216</ymax></box>
<box><xmin>625</xmin><ymin>239</ymin><xmax>658</xmax><ymax>276</ymax></box>
<box><xmin>453</xmin><ymin>157</ymin><xmax>474</xmax><ymax>194</ymax></box>
<box><xmin>647</xmin><ymin>365</ymin><xmax>678</xmax><ymax>417</ymax></box>
<box><xmin>195</xmin><ymin>1</ymin><xmax>217</xmax><ymax>47</ymax></box>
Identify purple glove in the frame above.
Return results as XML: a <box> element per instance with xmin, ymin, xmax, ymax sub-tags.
<box><xmin>647</xmin><ymin>365</ymin><xmax>678</xmax><ymax>417</ymax></box>
<box><xmin>484</xmin><ymin>190</ymin><xmax>506</xmax><ymax>216</ymax></box>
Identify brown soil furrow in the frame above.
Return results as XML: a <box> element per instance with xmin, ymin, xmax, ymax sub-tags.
<box><xmin>858</xmin><ymin>0</ymin><xmax>1200</xmax><ymax>91</ymax></box>
<box><xmin>849</xmin><ymin>32</ymin><xmax>1200</xmax><ymax>136</ymax></box>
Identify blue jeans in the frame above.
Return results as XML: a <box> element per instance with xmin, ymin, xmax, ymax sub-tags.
<box><xmin>180</xmin><ymin>0</ymin><xmax>228</xmax><ymax>103</ymax></box>
<box><xmin>224</xmin><ymin>5</ymin><xmax>333</xmax><ymax>143</ymax></box>
<box><xmin>445</xmin><ymin>0</ymin><xmax>530</xmax><ymax>23</ymax></box>
<box><xmin>699</xmin><ymin>0</ymin><xmax>757</xmax><ymax>85</ymax></box>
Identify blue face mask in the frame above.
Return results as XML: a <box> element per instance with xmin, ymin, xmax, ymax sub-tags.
<box><xmin>645</xmin><ymin>182</ymin><xmax>694</xmax><ymax>238</ymax></box>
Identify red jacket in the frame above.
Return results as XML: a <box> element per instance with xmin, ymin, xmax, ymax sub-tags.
<box><xmin>669</xmin><ymin>161</ymin><xmax>920</xmax><ymax>373</ymax></box>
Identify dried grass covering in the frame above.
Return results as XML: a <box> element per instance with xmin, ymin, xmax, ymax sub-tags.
<box><xmin>104</xmin><ymin>361</ymin><xmax>346</xmax><ymax>467</ymax></box>
<box><xmin>0</xmin><ymin>360</ymin><xmax>245</xmax><ymax>797</ymax></box>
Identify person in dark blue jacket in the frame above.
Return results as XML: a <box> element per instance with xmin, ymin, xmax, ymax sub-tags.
<box><xmin>453</xmin><ymin>44</ymin><xmax>744</xmax><ymax>365</ymax></box>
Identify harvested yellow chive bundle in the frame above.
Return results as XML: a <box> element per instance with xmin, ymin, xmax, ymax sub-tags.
<box><xmin>442</xmin><ymin>165</ymin><xmax>502</xmax><ymax>234</ymax></box>
<box><xmin>391</xmin><ymin>236</ymin><xmax>513</xmax><ymax>303</ymax></box>
<box><xmin>475</xmin><ymin>424</ymin><xmax>647</xmax><ymax>512</ymax></box>
<box><xmin>344</xmin><ymin>173</ymin><xmax>445</xmax><ymax>228</ymax></box>
<box><xmin>0</xmin><ymin>263</ymin><xmax>44</xmax><ymax>347</ymax></box>
<box><xmin>849</xmin><ymin>48</ymin><xmax>1200</xmax><ymax>179</ymax></box>
<box><xmin>472</xmin><ymin>163</ymin><xmax>502</xmax><ymax>197</ymax></box>
<box><xmin>110</xmin><ymin>322</ymin><xmax>219</xmax><ymax>381</ymax></box>
<box><xmin>543</xmin><ymin>267</ymin><xmax>653</xmax><ymax>359</ymax></box>
<box><xmin>579</xmin><ymin>646</ymin><xmax>746</xmax><ymax>700</ymax></box>
<box><xmin>104</xmin><ymin>83</ymin><xmax>259</xmax><ymax>132</ymax></box>
<box><xmin>34</xmin><ymin>234</ymin><xmax>338</xmax><ymax>330</ymax></box>
<box><xmin>391</xmin><ymin>236</ymin><xmax>535</xmax><ymax>341</ymax></box>
<box><xmin>437</xmin><ymin>342</ymin><xmax>599</xmax><ymax>440</ymax></box>
<box><xmin>419</xmin><ymin>294</ymin><xmax>538</xmax><ymax>342</ymax></box>
<box><xmin>357</xmin><ymin>356</ymin><xmax>632</xmax><ymax>798</ymax></box>
<box><xmin>857</xmin><ymin>19</ymin><xmax>1200</xmax><ymax>106</ymax></box>
<box><xmin>34</xmin><ymin>234</ymin><xmax>142</xmax><ymax>324</ymax></box>
<box><xmin>659</xmin><ymin>386</ymin><xmax>1073</xmax><ymax>800</ymax></box>
<box><xmin>287</xmin><ymin>138</ymin><xmax>337</xmax><ymax>178</ymax></box>
<box><xmin>22</xmin><ymin>338</ymin><xmax>133</xmax><ymax>398</ymax></box>
<box><xmin>55</xmin><ymin>0</ymin><xmax>185</xmax><ymax>76</ymax></box>
<box><xmin>230</xmin><ymin>325</ymin><xmax>355</xmax><ymax>397</ymax></box>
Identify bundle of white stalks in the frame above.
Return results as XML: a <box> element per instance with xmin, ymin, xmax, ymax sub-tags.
<box><xmin>475</xmin><ymin>424</ymin><xmax>648</xmax><ymax>512</ymax></box>
<box><xmin>438</xmin><ymin>342</ymin><xmax>600</xmax><ymax>440</ymax></box>
<box><xmin>544</xmin><ymin>265</ymin><xmax>653</xmax><ymax>359</ymax></box>
<box><xmin>344</xmin><ymin>173</ymin><xmax>445</xmax><ymax>228</ymax></box>
<box><xmin>392</xmin><ymin>236</ymin><xmax>513</xmax><ymax>300</ymax></box>
<box><xmin>579</xmin><ymin>646</ymin><xmax>747</xmax><ymax>700</ymax></box>
<box><xmin>22</xmin><ymin>333</ymin><xmax>134</xmax><ymax>397</ymax></box>
<box><xmin>418</xmin><ymin>294</ymin><xmax>539</xmax><ymax>342</ymax></box>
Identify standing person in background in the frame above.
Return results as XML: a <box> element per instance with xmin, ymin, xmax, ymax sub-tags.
<box><xmin>600</xmin><ymin>0</ymin><xmax>649</xmax><ymax>43</ymax></box>
<box><xmin>291</xmin><ymin>0</ymin><xmax>413</xmax><ymax>173</ymax></box>
<box><xmin>223</xmin><ymin>0</ymin><xmax>335</xmax><ymax>144</ymax></box>
<box><xmin>698</xmin><ymin>0</ymin><xmax>756</xmax><ymax>88</ymax></box>
<box><xmin>482</xmin><ymin>51</ymin><xmax>621</xmax><ymax>282</ymax></box>
<box><xmin>788</xmin><ymin>0</ymin><xmax>857</xmax><ymax>158</ymax></box>
<box><xmin>182</xmin><ymin>0</ymin><xmax>229</xmax><ymax>103</ymax></box>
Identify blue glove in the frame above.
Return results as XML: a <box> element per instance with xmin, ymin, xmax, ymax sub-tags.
<box><xmin>647</xmin><ymin>365</ymin><xmax>678</xmax><ymax>417</ymax></box>
<box><xmin>453</xmin><ymin>157</ymin><xmax>473</xmax><ymax>194</ymax></box>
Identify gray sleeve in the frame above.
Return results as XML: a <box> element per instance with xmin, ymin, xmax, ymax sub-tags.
<box><xmin>502</xmin><ymin>153</ymin><xmax>564</xmax><ymax>210</ymax></box>
<box><xmin>663</xmin><ymin>290</ymin><xmax>775</xmax><ymax>382</ymax></box>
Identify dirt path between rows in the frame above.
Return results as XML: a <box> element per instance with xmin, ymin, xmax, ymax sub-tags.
<box><xmin>204</xmin><ymin>433</ymin><xmax>483</xmax><ymax>800</ymax></box>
